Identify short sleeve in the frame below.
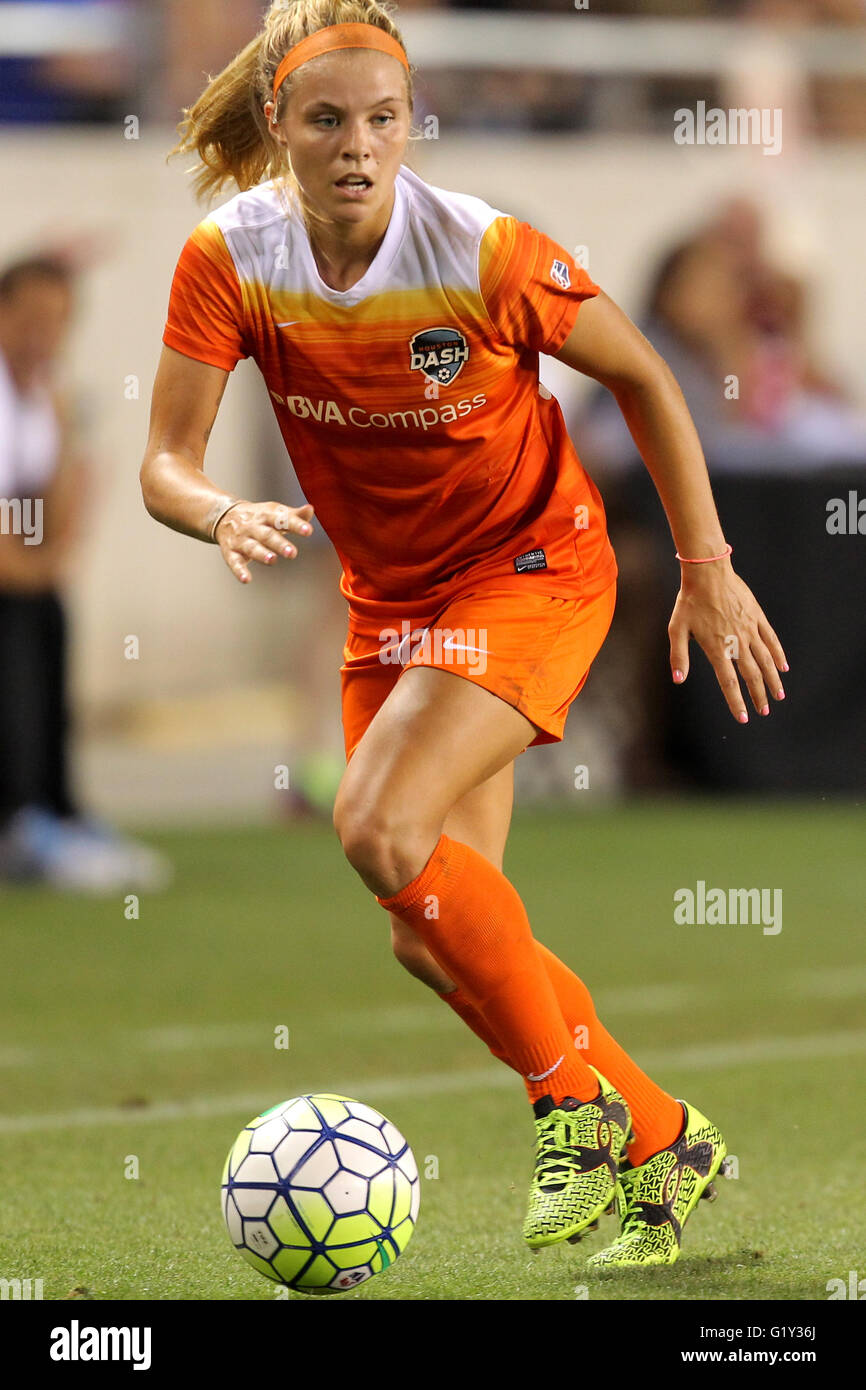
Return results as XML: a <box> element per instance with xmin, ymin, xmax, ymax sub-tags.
<box><xmin>478</xmin><ymin>216</ymin><xmax>600</xmax><ymax>355</ymax></box>
<box><xmin>162</xmin><ymin>218</ymin><xmax>249</xmax><ymax>372</ymax></box>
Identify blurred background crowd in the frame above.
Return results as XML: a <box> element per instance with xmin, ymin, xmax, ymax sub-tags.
<box><xmin>0</xmin><ymin>0</ymin><xmax>864</xmax><ymax>891</ymax></box>
<box><xmin>3</xmin><ymin>0</ymin><xmax>866</xmax><ymax>136</ymax></box>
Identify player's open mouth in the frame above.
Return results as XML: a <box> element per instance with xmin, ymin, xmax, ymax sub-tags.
<box><xmin>335</xmin><ymin>176</ymin><xmax>373</xmax><ymax>197</ymax></box>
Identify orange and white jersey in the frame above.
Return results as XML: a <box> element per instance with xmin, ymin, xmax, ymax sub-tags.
<box><xmin>162</xmin><ymin>163</ymin><xmax>616</xmax><ymax>620</ymax></box>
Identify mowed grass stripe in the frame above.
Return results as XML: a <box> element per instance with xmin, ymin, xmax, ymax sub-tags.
<box><xmin>0</xmin><ymin>991</ymin><xmax>692</xmax><ymax>1072</ymax></box>
<box><xmin>2</xmin><ymin>1026</ymin><xmax>865</xmax><ymax>1134</ymax></box>
<box><xmin>0</xmin><ymin>967</ymin><xmax>858</xmax><ymax>1072</ymax></box>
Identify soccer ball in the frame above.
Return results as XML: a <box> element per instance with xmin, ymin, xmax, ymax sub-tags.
<box><xmin>221</xmin><ymin>1092</ymin><xmax>420</xmax><ymax>1295</ymax></box>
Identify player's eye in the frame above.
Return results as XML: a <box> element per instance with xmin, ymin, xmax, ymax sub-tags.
<box><xmin>310</xmin><ymin>111</ymin><xmax>394</xmax><ymax>129</ymax></box>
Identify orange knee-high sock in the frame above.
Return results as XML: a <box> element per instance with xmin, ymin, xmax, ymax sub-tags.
<box><xmin>534</xmin><ymin>944</ymin><xmax>684</xmax><ymax>1162</ymax></box>
<box><xmin>439</xmin><ymin>944</ymin><xmax>684</xmax><ymax>1164</ymax></box>
<box><xmin>377</xmin><ymin>834</ymin><xmax>599</xmax><ymax>1105</ymax></box>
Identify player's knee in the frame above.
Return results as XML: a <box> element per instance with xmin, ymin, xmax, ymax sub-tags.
<box><xmin>338</xmin><ymin>819</ymin><xmax>392</xmax><ymax>887</ymax></box>
<box><xmin>333</xmin><ymin>786</ymin><xmax>377</xmax><ymax>867</ymax></box>
<box><xmin>333</xmin><ymin>794</ymin><xmax>411</xmax><ymax>892</ymax></box>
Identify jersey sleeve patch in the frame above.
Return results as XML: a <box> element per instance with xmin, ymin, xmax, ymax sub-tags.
<box><xmin>478</xmin><ymin>216</ymin><xmax>600</xmax><ymax>355</ymax></box>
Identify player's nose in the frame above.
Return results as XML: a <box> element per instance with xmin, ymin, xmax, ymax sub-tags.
<box><xmin>340</xmin><ymin>119</ymin><xmax>372</xmax><ymax>159</ymax></box>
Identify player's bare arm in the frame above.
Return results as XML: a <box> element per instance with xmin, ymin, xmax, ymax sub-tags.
<box><xmin>140</xmin><ymin>344</ymin><xmax>314</xmax><ymax>583</ymax></box>
<box><xmin>554</xmin><ymin>291</ymin><xmax>789</xmax><ymax>723</ymax></box>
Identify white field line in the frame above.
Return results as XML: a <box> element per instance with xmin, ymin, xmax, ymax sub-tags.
<box><xmin>0</xmin><ymin>992</ymin><xmax>694</xmax><ymax>1071</ymax></box>
<box><xmin>0</xmin><ymin>1010</ymin><xmax>460</xmax><ymax>1072</ymax></box>
<box><xmin>637</xmin><ymin>1027</ymin><xmax>866</xmax><ymax>1073</ymax></box>
<box><xmin>134</xmin><ymin>1022</ymin><xmax>286</xmax><ymax>1052</ymax></box>
<box><xmin>133</xmin><ymin>989</ymin><xmax>695</xmax><ymax>1049</ymax></box>
<box><xmin>1</xmin><ymin>1028</ymin><xmax>865</xmax><ymax>1135</ymax></box>
<box><xmin>0</xmin><ymin>964</ymin><xmax>859</xmax><ymax>1070</ymax></box>
<box><xmin>785</xmin><ymin>964</ymin><xmax>866</xmax><ymax>999</ymax></box>
<box><xmin>0</xmin><ymin>1047</ymin><xmax>40</xmax><ymax>1067</ymax></box>
<box><xmin>595</xmin><ymin>983</ymin><xmax>694</xmax><ymax>1013</ymax></box>
<box><xmin>0</xmin><ymin>1067</ymin><xmax>504</xmax><ymax>1135</ymax></box>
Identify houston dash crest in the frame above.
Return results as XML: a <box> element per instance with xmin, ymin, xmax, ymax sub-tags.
<box><xmin>409</xmin><ymin>327</ymin><xmax>470</xmax><ymax>387</ymax></box>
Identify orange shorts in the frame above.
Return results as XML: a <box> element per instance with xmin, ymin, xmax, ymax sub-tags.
<box><xmin>340</xmin><ymin>579</ymin><xmax>617</xmax><ymax>763</ymax></box>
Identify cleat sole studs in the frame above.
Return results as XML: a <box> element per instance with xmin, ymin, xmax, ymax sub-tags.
<box><xmin>701</xmin><ymin>1182</ymin><xmax>717</xmax><ymax>1203</ymax></box>
<box><xmin>568</xmin><ymin>1215</ymin><xmax>602</xmax><ymax>1244</ymax></box>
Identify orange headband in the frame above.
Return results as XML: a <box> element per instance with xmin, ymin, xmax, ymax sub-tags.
<box><xmin>271</xmin><ymin>23</ymin><xmax>409</xmax><ymax>102</ymax></box>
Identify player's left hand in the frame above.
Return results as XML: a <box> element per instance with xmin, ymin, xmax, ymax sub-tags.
<box><xmin>667</xmin><ymin>562</ymin><xmax>789</xmax><ymax>723</ymax></box>
<box><xmin>215</xmin><ymin>500</ymin><xmax>315</xmax><ymax>584</ymax></box>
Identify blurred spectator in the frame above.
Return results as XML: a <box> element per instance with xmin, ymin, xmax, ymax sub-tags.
<box><xmin>0</xmin><ymin>0</ymin><xmax>139</xmax><ymax>124</ymax></box>
<box><xmin>578</xmin><ymin>199</ymin><xmax>866</xmax><ymax>476</ymax></box>
<box><xmin>0</xmin><ymin>251</ymin><xmax>171</xmax><ymax>890</ymax></box>
<box><xmin>2</xmin><ymin>0</ymin><xmax>864</xmax><ymax>139</ymax></box>
<box><xmin>572</xmin><ymin>197</ymin><xmax>866</xmax><ymax>793</ymax></box>
<box><xmin>745</xmin><ymin>0</ymin><xmax>866</xmax><ymax>23</ymax></box>
<box><xmin>159</xmin><ymin>0</ymin><xmax>265</xmax><ymax>126</ymax></box>
<box><xmin>448</xmin><ymin>1</ymin><xmax>721</xmax><ymax>10</ymax></box>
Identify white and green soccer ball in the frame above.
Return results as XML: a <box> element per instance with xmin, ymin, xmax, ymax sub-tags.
<box><xmin>221</xmin><ymin>1093</ymin><xmax>420</xmax><ymax>1295</ymax></box>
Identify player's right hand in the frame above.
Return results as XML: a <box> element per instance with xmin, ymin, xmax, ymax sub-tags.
<box><xmin>214</xmin><ymin>500</ymin><xmax>315</xmax><ymax>584</ymax></box>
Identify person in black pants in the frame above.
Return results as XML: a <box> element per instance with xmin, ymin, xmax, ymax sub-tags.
<box><xmin>0</xmin><ymin>254</ymin><xmax>169</xmax><ymax>890</ymax></box>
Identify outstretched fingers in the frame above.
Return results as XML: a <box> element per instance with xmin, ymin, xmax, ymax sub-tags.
<box><xmin>215</xmin><ymin>500</ymin><xmax>315</xmax><ymax>583</ymax></box>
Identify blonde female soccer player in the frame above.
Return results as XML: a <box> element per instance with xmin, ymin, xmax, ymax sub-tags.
<box><xmin>141</xmin><ymin>0</ymin><xmax>788</xmax><ymax>1269</ymax></box>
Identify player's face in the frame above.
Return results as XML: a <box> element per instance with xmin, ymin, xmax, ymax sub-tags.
<box><xmin>269</xmin><ymin>50</ymin><xmax>411</xmax><ymax>230</ymax></box>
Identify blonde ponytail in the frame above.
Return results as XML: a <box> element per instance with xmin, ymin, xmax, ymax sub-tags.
<box><xmin>169</xmin><ymin>0</ymin><xmax>415</xmax><ymax>208</ymax></box>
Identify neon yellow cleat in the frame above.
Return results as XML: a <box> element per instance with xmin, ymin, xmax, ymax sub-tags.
<box><xmin>523</xmin><ymin>1066</ymin><xmax>631</xmax><ymax>1250</ymax></box>
<box><xmin>587</xmin><ymin>1100</ymin><xmax>728</xmax><ymax>1268</ymax></box>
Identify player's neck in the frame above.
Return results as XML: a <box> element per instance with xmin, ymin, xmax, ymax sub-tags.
<box><xmin>307</xmin><ymin>188</ymin><xmax>395</xmax><ymax>293</ymax></box>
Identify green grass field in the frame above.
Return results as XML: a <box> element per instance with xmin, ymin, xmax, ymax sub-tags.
<box><xmin>1</xmin><ymin>800</ymin><xmax>864</xmax><ymax>1302</ymax></box>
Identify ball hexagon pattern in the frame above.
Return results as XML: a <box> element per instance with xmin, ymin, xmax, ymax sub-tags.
<box><xmin>221</xmin><ymin>1093</ymin><xmax>420</xmax><ymax>1294</ymax></box>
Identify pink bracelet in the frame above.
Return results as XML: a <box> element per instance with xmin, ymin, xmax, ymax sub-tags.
<box><xmin>675</xmin><ymin>543</ymin><xmax>733</xmax><ymax>564</ymax></box>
